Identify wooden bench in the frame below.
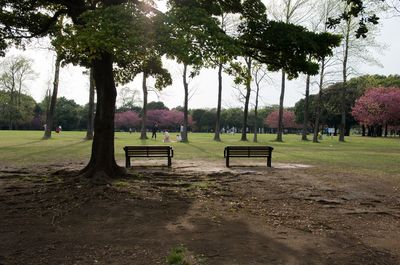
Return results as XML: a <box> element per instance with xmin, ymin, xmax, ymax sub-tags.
<box><xmin>224</xmin><ymin>146</ymin><xmax>274</xmax><ymax>167</ymax></box>
<box><xmin>123</xmin><ymin>146</ymin><xmax>174</xmax><ymax>167</ymax></box>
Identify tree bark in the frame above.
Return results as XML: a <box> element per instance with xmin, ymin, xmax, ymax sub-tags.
<box><xmin>214</xmin><ymin>63</ymin><xmax>223</xmax><ymax>141</ymax></box>
<box><xmin>85</xmin><ymin>67</ymin><xmax>95</xmax><ymax>140</ymax></box>
<box><xmin>313</xmin><ymin>58</ymin><xmax>325</xmax><ymax>143</ymax></box>
<box><xmin>253</xmin><ymin>71</ymin><xmax>261</xmax><ymax>143</ymax></box>
<box><xmin>361</xmin><ymin>125</ymin><xmax>366</xmax><ymax>137</ymax></box>
<box><xmin>384</xmin><ymin>124</ymin><xmax>388</xmax><ymax>137</ymax></box>
<box><xmin>182</xmin><ymin>63</ymin><xmax>189</xmax><ymax>142</ymax></box>
<box><xmin>140</xmin><ymin>72</ymin><xmax>148</xmax><ymax>140</ymax></box>
<box><xmin>8</xmin><ymin>73</ymin><xmax>16</xmax><ymax>130</ymax></box>
<box><xmin>43</xmin><ymin>55</ymin><xmax>61</xmax><ymax>139</ymax></box>
<box><xmin>302</xmin><ymin>74</ymin><xmax>311</xmax><ymax>141</ymax></box>
<box><xmin>277</xmin><ymin>70</ymin><xmax>286</xmax><ymax>142</ymax></box>
<box><xmin>79</xmin><ymin>53</ymin><xmax>125</xmax><ymax>183</ymax></box>
<box><xmin>339</xmin><ymin>17</ymin><xmax>351</xmax><ymax>142</ymax></box>
<box><xmin>241</xmin><ymin>57</ymin><xmax>252</xmax><ymax>141</ymax></box>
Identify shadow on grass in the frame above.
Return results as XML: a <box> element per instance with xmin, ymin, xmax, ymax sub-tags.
<box><xmin>0</xmin><ymin>140</ymin><xmax>43</xmax><ymax>148</ymax></box>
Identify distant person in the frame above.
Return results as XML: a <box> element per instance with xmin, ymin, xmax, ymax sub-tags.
<box><xmin>176</xmin><ymin>134</ymin><xmax>182</xmax><ymax>142</ymax></box>
<box><xmin>163</xmin><ymin>130</ymin><xmax>170</xmax><ymax>143</ymax></box>
<box><xmin>180</xmin><ymin>124</ymin><xmax>184</xmax><ymax>140</ymax></box>
<box><xmin>129</xmin><ymin>128</ymin><xmax>132</xmax><ymax>134</ymax></box>
<box><xmin>152</xmin><ymin>123</ymin><xmax>158</xmax><ymax>139</ymax></box>
<box><xmin>55</xmin><ymin>125</ymin><xmax>61</xmax><ymax>134</ymax></box>
<box><xmin>43</xmin><ymin>124</ymin><xmax>47</xmax><ymax>131</ymax></box>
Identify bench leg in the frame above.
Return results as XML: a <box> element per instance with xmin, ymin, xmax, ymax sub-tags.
<box><xmin>226</xmin><ymin>157</ymin><xmax>230</xmax><ymax>167</ymax></box>
<box><xmin>267</xmin><ymin>156</ymin><xmax>272</xmax><ymax>167</ymax></box>
<box><xmin>126</xmin><ymin>156</ymin><xmax>131</xmax><ymax>168</ymax></box>
<box><xmin>168</xmin><ymin>156</ymin><xmax>172</xmax><ymax>167</ymax></box>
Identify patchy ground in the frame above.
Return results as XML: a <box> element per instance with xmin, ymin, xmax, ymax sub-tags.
<box><xmin>0</xmin><ymin>159</ymin><xmax>399</xmax><ymax>265</ymax></box>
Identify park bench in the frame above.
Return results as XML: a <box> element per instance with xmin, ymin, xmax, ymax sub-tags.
<box><xmin>224</xmin><ymin>146</ymin><xmax>274</xmax><ymax>167</ymax></box>
<box><xmin>123</xmin><ymin>146</ymin><xmax>174</xmax><ymax>167</ymax></box>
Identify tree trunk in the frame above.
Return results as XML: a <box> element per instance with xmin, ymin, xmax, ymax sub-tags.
<box><xmin>43</xmin><ymin>55</ymin><xmax>61</xmax><ymax>139</ymax></box>
<box><xmin>302</xmin><ymin>74</ymin><xmax>311</xmax><ymax>141</ymax></box>
<box><xmin>79</xmin><ymin>53</ymin><xmax>125</xmax><ymax>183</ymax></box>
<box><xmin>361</xmin><ymin>125</ymin><xmax>366</xmax><ymax>137</ymax></box>
<box><xmin>182</xmin><ymin>63</ymin><xmax>189</xmax><ymax>142</ymax></box>
<box><xmin>214</xmin><ymin>63</ymin><xmax>223</xmax><ymax>141</ymax></box>
<box><xmin>339</xmin><ymin>17</ymin><xmax>351</xmax><ymax>142</ymax></box>
<box><xmin>384</xmin><ymin>124</ymin><xmax>388</xmax><ymax>137</ymax></box>
<box><xmin>85</xmin><ymin>67</ymin><xmax>95</xmax><ymax>140</ymax></box>
<box><xmin>367</xmin><ymin>126</ymin><xmax>372</xmax><ymax>137</ymax></box>
<box><xmin>140</xmin><ymin>72</ymin><xmax>148</xmax><ymax>140</ymax></box>
<box><xmin>313</xmin><ymin>59</ymin><xmax>325</xmax><ymax>143</ymax></box>
<box><xmin>253</xmin><ymin>72</ymin><xmax>261</xmax><ymax>143</ymax></box>
<box><xmin>241</xmin><ymin>57</ymin><xmax>252</xmax><ymax>141</ymax></box>
<box><xmin>277</xmin><ymin>70</ymin><xmax>286</xmax><ymax>142</ymax></box>
<box><xmin>8</xmin><ymin>75</ymin><xmax>16</xmax><ymax>130</ymax></box>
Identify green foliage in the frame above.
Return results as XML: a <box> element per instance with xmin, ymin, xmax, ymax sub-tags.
<box><xmin>147</xmin><ymin>101</ymin><xmax>169</xmax><ymax>110</ymax></box>
<box><xmin>54</xmin><ymin>4</ymin><xmax>151</xmax><ymax>68</ymax></box>
<box><xmin>238</xmin><ymin>0</ymin><xmax>341</xmax><ymax>78</ymax></box>
<box><xmin>226</xmin><ymin>60</ymin><xmax>252</xmax><ymax>86</ymax></box>
<box><xmin>0</xmin><ymin>90</ymin><xmax>36</xmax><ymax>129</ymax></box>
<box><xmin>166</xmin><ymin>246</ymin><xmax>191</xmax><ymax>265</ymax></box>
<box><xmin>191</xmin><ymin>108</ymin><xmax>216</xmax><ymax>132</ymax></box>
<box><xmin>54</xmin><ymin>97</ymin><xmax>84</xmax><ymax>131</ymax></box>
<box><xmin>162</xmin><ymin>3</ymin><xmax>225</xmax><ymax>71</ymax></box>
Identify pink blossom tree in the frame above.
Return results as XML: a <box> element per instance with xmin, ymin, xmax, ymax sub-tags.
<box><xmin>352</xmin><ymin>87</ymin><xmax>400</xmax><ymax>136</ymax></box>
<box><xmin>265</xmin><ymin>110</ymin><xmax>299</xmax><ymax>130</ymax></box>
<box><xmin>114</xmin><ymin>111</ymin><xmax>141</xmax><ymax>130</ymax></box>
<box><xmin>147</xmin><ymin>110</ymin><xmax>193</xmax><ymax>131</ymax></box>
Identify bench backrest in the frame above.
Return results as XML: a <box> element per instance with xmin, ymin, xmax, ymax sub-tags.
<box><xmin>124</xmin><ymin>146</ymin><xmax>172</xmax><ymax>156</ymax></box>
<box><xmin>225</xmin><ymin>146</ymin><xmax>273</xmax><ymax>157</ymax></box>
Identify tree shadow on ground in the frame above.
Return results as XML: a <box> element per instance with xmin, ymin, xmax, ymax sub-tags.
<box><xmin>0</xmin><ymin>167</ymin><xmax>398</xmax><ymax>265</ymax></box>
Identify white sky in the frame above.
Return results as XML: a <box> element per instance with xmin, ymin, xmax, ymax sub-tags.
<box><xmin>4</xmin><ymin>9</ymin><xmax>400</xmax><ymax>110</ymax></box>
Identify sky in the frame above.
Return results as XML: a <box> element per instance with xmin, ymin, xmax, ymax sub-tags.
<box><xmin>4</xmin><ymin>7</ymin><xmax>400</xmax><ymax>110</ymax></box>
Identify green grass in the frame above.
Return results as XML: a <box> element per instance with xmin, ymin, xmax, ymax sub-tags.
<box><xmin>0</xmin><ymin>130</ymin><xmax>399</xmax><ymax>176</ymax></box>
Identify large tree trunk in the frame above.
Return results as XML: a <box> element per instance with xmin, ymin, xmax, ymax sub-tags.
<box><xmin>85</xmin><ymin>67</ymin><xmax>95</xmax><ymax>140</ymax></box>
<box><xmin>277</xmin><ymin>70</ymin><xmax>286</xmax><ymax>142</ymax></box>
<box><xmin>313</xmin><ymin>58</ymin><xmax>325</xmax><ymax>143</ymax></box>
<box><xmin>241</xmin><ymin>58</ymin><xmax>252</xmax><ymax>141</ymax></box>
<box><xmin>140</xmin><ymin>72</ymin><xmax>148</xmax><ymax>140</ymax></box>
<box><xmin>182</xmin><ymin>63</ymin><xmax>189</xmax><ymax>142</ymax></box>
<box><xmin>43</xmin><ymin>55</ymin><xmax>61</xmax><ymax>139</ymax></box>
<box><xmin>302</xmin><ymin>74</ymin><xmax>311</xmax><ymax>141</ymax></box>
<box><xmin>80</xmin><ymin>53</ymin><xmax>125</xmax><ymax>183</ymax></box>
<box><xmin>214</xmin><ymin>63</ymin><xmax>223</xmax><ymax>141</ymax></box>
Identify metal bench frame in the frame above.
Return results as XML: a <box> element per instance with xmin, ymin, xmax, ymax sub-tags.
<box><xmin>224</xmin><ymin>146</ymin><xmax>274</xmax><ymax>167</ymax></box>
<box><xmin>123</xmin><ymin>146</ymin><xmax>174</xmax><ymax>167</ymax></box>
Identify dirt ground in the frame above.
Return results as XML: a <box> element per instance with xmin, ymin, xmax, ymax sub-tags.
<box><xmin>0</xmin><ymin>159</ymin><xmax>399</xmax><ymax>265</ymax></box>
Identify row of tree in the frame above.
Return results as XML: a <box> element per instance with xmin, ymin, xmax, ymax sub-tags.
<box><xmin>3</xmin><ymin>74</ymin><xmax>399</xmax><ymax>137</ymax></box>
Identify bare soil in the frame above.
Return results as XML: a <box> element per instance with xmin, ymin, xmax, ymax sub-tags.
<box><xmin>0</xmin><ymin>159</ymin><xmax>399</xmax><ymax>265</ymax></box>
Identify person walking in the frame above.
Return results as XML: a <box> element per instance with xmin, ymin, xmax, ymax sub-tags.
<box><xmin>151</xmin><ymin>123</ymin><xmax>158</xmax><ymax>139</ymax></box>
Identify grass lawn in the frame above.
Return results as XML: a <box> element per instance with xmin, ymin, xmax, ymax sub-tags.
<box><xmin>1</xmin><ymin>130</ymin><xmax>399</xmax><ymax>176</ymax></box>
